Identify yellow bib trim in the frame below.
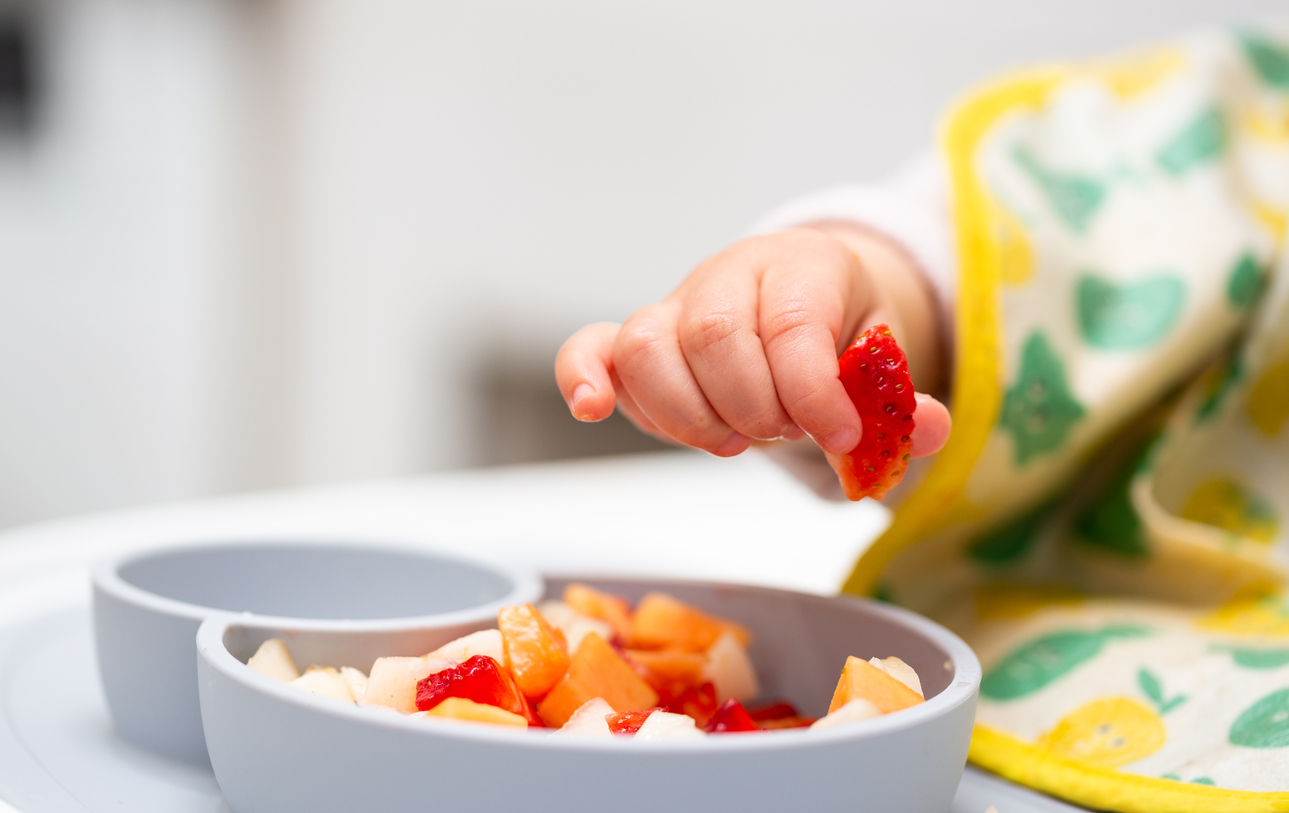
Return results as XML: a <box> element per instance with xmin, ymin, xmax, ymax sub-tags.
<box><xmin>970</xmin><ymin>724</ymin><xmax>1289</xmax><ymax>812</ymax></box>
<box><xmin>842</xmin><ymin>66</ymin><xmax>1066</xmax><ymax>597</ymax></box>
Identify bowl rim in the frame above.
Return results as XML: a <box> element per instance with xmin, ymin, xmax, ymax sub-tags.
<box><xmin>93</xmin><ymin>539</ymin><xmax>544</xmax><ymax>631</ymax></box>
<box><xmin>197</xmin><ymin>575</ymin><xmax>981</xmax><ymax>753</ymax></box>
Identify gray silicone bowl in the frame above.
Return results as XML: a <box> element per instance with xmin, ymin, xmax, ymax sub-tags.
<box><xmin>93</xmin><ymin>541</ymin><xmax>542</xmax><ymax>765</ymax></box>
<box><xmin>197</xmin><ymin>577</ymin><xmax>980</xmax><ymax>813</ymax></box>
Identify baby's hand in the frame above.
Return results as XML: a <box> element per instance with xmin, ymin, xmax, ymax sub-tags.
<box><xmin>555</xmin><ymin>227</ymin><xmax>951</xmax><ymax>461</ymax></box>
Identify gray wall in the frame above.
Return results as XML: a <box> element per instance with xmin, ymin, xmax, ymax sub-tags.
<box><xmin>0</xmin><ymin>0</ymin><xmax>1282</xmax><ymax>527</ymax></box>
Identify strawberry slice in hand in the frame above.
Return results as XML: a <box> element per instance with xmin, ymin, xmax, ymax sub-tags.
<box><xmin>833</xmin><ymin>324</ymin><xmax>916</xmax><ymax>501</ymax></box>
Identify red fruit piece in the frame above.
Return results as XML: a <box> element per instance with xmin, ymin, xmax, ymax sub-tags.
<box><xmin>836</xmin><ymin>324</ymin><xmax>916</xmax><ymax>501</ymax></box>
<box><xmin>746</xmin><ymin>701</ymin><xmax>800</xmax><ymax>722</ymax></box>
<box><xmin>704</xmin><ymin>698</ymin><xmax>760</xmax><ymax>733</ymax></box>
<box><xmin>606</xmin><ymin>707</ymin><xmax>666</xmax><ymax>735</ymax></box>
<box><xmin>668</xmin><ymin>681</ymin><xmax>719</xmax><ymax>727</ymax></box>
<box><xmin>415</xmin><ymin>655</ymin><xmax>542</xmax><ymax>726</ymax></box>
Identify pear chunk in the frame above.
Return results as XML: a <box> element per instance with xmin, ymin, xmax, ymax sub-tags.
<box><xmin>246</xmin><ymin>638</ymin><xmax>300</xmax><ymax>683</ymax></box>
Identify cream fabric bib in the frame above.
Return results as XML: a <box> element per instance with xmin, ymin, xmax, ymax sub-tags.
<box><xmin>842</xmin><ymin>25</ymin><xmax>1289</xmax><ymax>811</ymax></box>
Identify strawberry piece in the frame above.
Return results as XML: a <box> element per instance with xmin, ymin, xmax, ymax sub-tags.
<box><xmin>606</xmin><ymin>707</ymin><xmax>666</xmax><ymax>735</ymax></box>
<box><xmin>746</xmin><ymin>701</ymin><xmax>800</xmax><ymax>722</ymax></box>
<box><xmin>664</xmin><ymin>681</ymin><xmax>719</xmax><ymax>727</ymax></box>
<box><xmin>703</xmin><ymin>698</ymin><xmax>761</xmax><ymax>733</ymax></box>
<box><xmin>836</xmin><ymin>324</ymin><xmax>916</xmax><ymax>500</ymax></box>
<box><xmin>415</xmin><ymin>655</ymin><xmax>542</xmax><ymax>726</ymax></box>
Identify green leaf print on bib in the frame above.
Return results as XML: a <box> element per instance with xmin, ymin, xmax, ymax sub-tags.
<box><xmin>1076</xmin><ymin>274</ymin><xmax>1184</xmax><ymax>350</ymax></box>
<box><xmin>1000</xmin><ymin>332</ymin><xmax>1086</xmax><ymax>465</ymax></box>
<box><xmin>1138</xmin><ymin>668</ymin><xmax>1187</xmax><ymax>714</ymax></box>
<box><xmin>1157</xmin><ymin>107</ymin><xmax>1227</xmax><ymax>176</ymax></box>
<box><xmin>981</xmin><ymin>626</ymin><xmax>1150</xmax><ymax>701</ymax></box>
<box><xmin>1229</xmin><ymin>688</ymin><xmax>1289</xmax><ymax>748</ymax></box>
<box><xmin>1241</xmin><ymin>32</ymin><xmax>1289</xmax><ymax>88</ymax></box>
<box><xmin>1214</xmin><ymin>646</ymin><xmax>1289</xmax><ymax>669</ymax></box>
<box><xmin>1072</xmin><ymin>434</ymin><xmax>1155</xmax><ymax>558</ymax></box>
<box><xmin>1013</xmin><ymin>147</ymin><xmax>1107</xmax><ymax>233</ymax></box>
<box><xmin>967</xmin><ymin>499</ymin><xmax>1058</xmax><ymax>565</ymax></box>
<box><xmin>1227</xmin><ymin>253</ymin><xmax>1265</xmax><ymax>308</ymax></box>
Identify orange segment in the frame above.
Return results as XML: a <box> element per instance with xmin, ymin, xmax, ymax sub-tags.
<box><xmin>828</xmin><ymin>656</ymin><xmax>924</xmax><ymax>714</ymax></box>
<box><xmin>629</xmin><ymin>593</ymin><xmax>751</xmax><ymax>652</ymax></box>
<box><xmin>498</xmin><ymin>603</ymin><xmax>570</xmax><ymax>699</ymax></box>
<box><xmin>536</xmin><ymin>632</ymin><xmax>658</xmax><ymax>727</ymax></box>
<box><xmin>563</xmin><ymin>583</ymin><xmax>634</xmax><ymax>642</ymax></box>
<box><xmin>424</xmin><ymin>697</ymin><xmax>528</xmax><ymax>727</ymax></box>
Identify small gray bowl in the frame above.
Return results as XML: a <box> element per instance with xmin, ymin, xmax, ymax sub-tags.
<box><xmin>197</xmin><ymin>577</ymin><xmax>980</xmax><ymax>813</ymax></box>
<box><xmin>93</xmin><ymin>541</ymin><xmax>542</xmax><ymax>765</ymax></box>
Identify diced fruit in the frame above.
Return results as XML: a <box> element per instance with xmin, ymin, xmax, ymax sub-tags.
<box><xmin>811</xmin><ymin>698</ymin><xmax>882</xmax><ymax>729</ymax></box>
<box><xmin>701</xmin><ymin>630</ymin><xmax>760</xmax><ymax>702</ymax></box>
<box><xmin>828</xmin><ymin>656</ymin><xmax>924</xmax><ymax>715</ymax></box>
<box><xmin>538</xmin><ymin>601</ymin><xmax>613</xmax><ymax>654</ymax></box>
<box><xmin>607</xmin><ymin>707</ymin><xmax>665</xmax><ymax>735</ymax></box>
<box><xmin>835</xmin><ymin>324</ymin><xmax>917</xmax><ymax>501</ymax></box>
<box><xmin>414</xmin><ymin>655</ymin><xmax>539</xmax><ymax>725</ymax></box>
<box><xmin>747</xmin><ymin>701</ymin><xmax>800</xmax><ymax>722</ymax></box>
<box><xmin>536</xmin><ymin>632</ymin><xmax>659</xmax><ymax>728</ymax></box>
<box><xmin>424</xmin><ymin>697</ymin><xmax>528</xmax><ymax>727</ymax></box>
<box><xmin>556</xmin><ymin>697</ymin><xmax>616</xmax><ymax>737</ymax></box>
<box><xmin>339</xmin><ymin>666</ymin><xmax>368</xmax><ymax>703</ymax></box>
<box><xmin>704</xmin><ymin>699</ymin><xmax>760</xmax><ymax>733</ymax></box>
<box><xmin>756</xmin><ymin>715</ymin><xmax>816</xmax><ymax>730</ymax></box>
<box><xmin>667</xmin><ymin>681</ymin><xmax>719</xmax><ymax>727</ymax></box>
<box><xmin>428</xmin><ymin>629</ymin><xmax>505</xmax><ymax>664</ymax></box>
<box><xmin>362</xmin><ymin>656</ymin><xmax>454</xmax><ymax>713</ymax></box>
<box><xmin>623</xmin><ymin>648</ymin><xmax>707</xmax><ymax>685</ymax></box>
<box><xmin>499</xmin><ymin>603</ymin><xmax>571</xmax><ymax>698</ymax></box>
<box><xmin>288</xmin><ymin>667</ymin><xmax>355</xmax><ymax>703</ymax></box>
<box><xmin>630</xmin><ymin>593</ymin><xmax>750</xmax><ymax>652</ymax></box>
<box><xmin>563</xmin><ymin>583</ymin><xmax>634</xmax><ymax>643</ymax></box>
<box><xmin>748</xmin><ymin>699</ymin><xmax>816</xmax><ymax>729</ymax></box>
<box><xmin>635</xmin><ymin>711</ymin><xmax>704</xmax><ymax>740</ymax></box>
<box><xmin>868</xmin><ymin>656</ymin><xmax>923</xmax><ymax>698</ymax></box>
<box><xmin>246</xmin><ymin>638</ymin><xmax>300</xmax><ymax>683</ymax></box>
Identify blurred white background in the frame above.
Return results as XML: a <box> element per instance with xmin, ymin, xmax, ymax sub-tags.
<box><xmin>0</xmin><ymin>0</ymin><xmax>1282</xmax><ymax>529</ymax></box>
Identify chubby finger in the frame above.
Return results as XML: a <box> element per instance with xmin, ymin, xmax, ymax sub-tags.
<box><xmin>759</xmin><ymin>236</ymin><xmax>875</xmax><ymax>455</ymax></box>
<box><xmin>909</xmin><ymin>392</ymin><xmax>951</xmax><ymax>457</ymax></box>
<box><xmin>612</xmin><ymin>382</ymin><xmax>672</xmax><ymax>444</ymax></box>
<box><xmin>678</xmin><ymin>255</ymin><xmax>793</xmax><ymax>441</ymax></box>
<box><xmin>556</xmin><ymin>322</ymin><xmax>621</xmax><ymax>422</ymax></box>
<box><xmin>613</xmin><ymin>303</ymin><xmax>750</xmax><ymax>456</ymax></box>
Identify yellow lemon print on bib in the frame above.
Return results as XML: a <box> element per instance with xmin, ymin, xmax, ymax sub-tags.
<box><xmin>1181</xmin><ymin>478</ymin><xmax>1279</xmax><ymax>544</ymax></box>
<box><xmin>1196</xmin><ymin>586</ymin><xmax>1289</xmax><ymax>637</ymax></box>
<box><xmin>1248</xmin><ymin>352</ymin><xmax>1289</xmax><ymax>437</ymax></box>
<box><xmin>1036</xmin><ymin>697</ymin><xmax>1166</xmax><ymax>769</ymax></box>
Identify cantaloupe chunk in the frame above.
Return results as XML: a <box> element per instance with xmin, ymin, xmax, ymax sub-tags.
<box><xmin>246</xmin><ymin>638</ymin><xmax>300</xmax><ymax>683</ymax></box>
<box><xmin>422</xmin><ymin>697</ymin><xmax>527</xmax><ymax>727</ymax></box>
<box><xmin>622</xmin><ymin>648</ymin><xmax>707</xmax><ymax>684</ymax></box>
<box><xmin>868</xmin><ymin>656</ymin><xmax>923</xmax><ymax>698</ymax></box>
<box><xmin>563</xmin><ymin>584</ymin><xmax>634</xmax><ymax>642</ymax></box>
<box><xmin>828</xmin><ymin>656</ymin><xmax>924</xmax><ymax>715</ymax></box>
<box><xmin>538</xmin><ymin>600</ymin><xmax>613</xmax><ymax>654</ymax></box>
<box><xmin>536</xmin><ymin>632</ymin><xmax>658</xmax><ymax>727</ymax></box>
<box><xmin>499</xmin><ymin>603</ymin><xmax>570</xmax><ymax>699</ymax></box>
<box><xmin>629</xmin><ymin>593</ymin><xmax>750</xmax><ymax>652</ymax></box>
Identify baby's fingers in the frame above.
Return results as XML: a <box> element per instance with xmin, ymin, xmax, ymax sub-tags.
<box><xmin>909</xmin><ymin>392</ymin><xmax>951</xmax><ymax>458</ymax></box>
<box><xmin>614</xmin><ymin>303</ymin><xmax>749</xmax><ymax>456</ymax></box>
<box><xmin>556</xmin><ymin>322</ymin><xmax>621</xmax><ymax>422</ymax></box>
